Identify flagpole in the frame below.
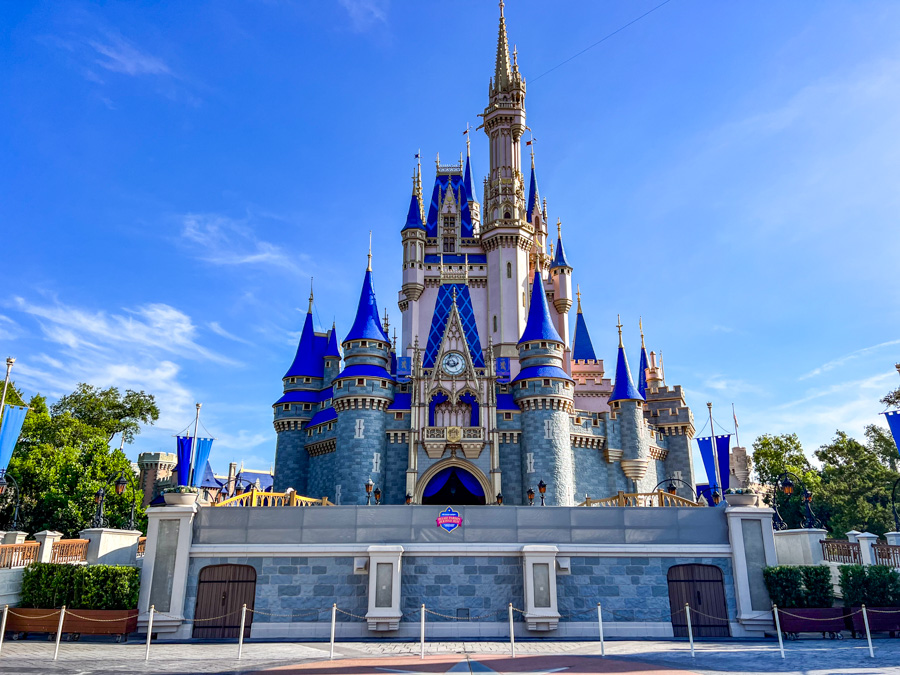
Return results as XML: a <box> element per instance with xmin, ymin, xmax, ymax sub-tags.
<box><xmin>0</xmin><ymin>358</ymin><xmax>15</xmax><ymax>429</ymax></box>
<box><xmin>707</xmin><ymin>402</ymin><xmax>722</xmax><ymax>493</ymax></box>
<box><xmin>188</xmin><ymin>403</ymin><xmax>201</xmax><ymax>487</ymax></box>
<box><xmin>732</xmin><ymin>403</ymin><xmax>740</xmax><ymax>448</ymax></box>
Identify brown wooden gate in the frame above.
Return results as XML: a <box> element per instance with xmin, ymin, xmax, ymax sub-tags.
<box><xmin>193</xmin><ymin>564</ymin><xmax>256</xmax><ymax>639</ymax></box>
<box><xmin>667</xmin><ymin>564</ymin><xmax>729</xmax><ymax>638</ymax></box>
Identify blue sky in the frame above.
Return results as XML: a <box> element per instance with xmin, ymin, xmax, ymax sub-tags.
<box><xmin>2</xmin><ymin>1</ymin><xmax>899</xmax><ymax>479</ymax></box>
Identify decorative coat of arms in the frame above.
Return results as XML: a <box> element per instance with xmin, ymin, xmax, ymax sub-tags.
<box><xmin>446</xmin><ymin>426</ymin><xmax>462</xmax><ymax>443</ymax></box>
<box><xmin>435</xmin><ymin>507</ymin><xmax>463</xmax><ymax>532</ymax></box>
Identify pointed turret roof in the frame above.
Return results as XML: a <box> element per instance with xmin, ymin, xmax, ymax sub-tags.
<box><xmin>572</xmin><ymin>288</ymin><xmax>597</xmax><ymax>361</ymax></box>
<box><xmin>402</xmin><ymin>191</ymin><xmax>424</xmax><ymax>231</ymax></box>
<box><xmin>550</xmin><ymin>220</ymin><xmax>570</xmax><ymax>269</ymax></box>
<box><xmin>494</xmin><ymin>1</ymin><xmax>512</xmax><ymax>92</ymax></box>
<box><xmin>519</xmin><ymin>272</ymin><xmax>563</xmax><ymax>344</ymax></box>
<box><xmin>344</xmin><ymin>254</ymin><xmax>390</xmax><ymax>344</ymax></box>
<box><xmin>638</xmin><ymin>318</ymin><xmax>649</xmax><ymax>397</ymax></box>
<box><xmin>284</xmin><ymin>290</ymin><xmax>323</xmax><ymax>378</ymax></box>
<box><xmin>609</xmin><ymin>316</ymin><xmax>644</xmax><ymax>403</ymax></box>
<box><xmin>325</xmin><ymin>322</ymin><xmax>341</xmax><ymax>358</ymax></box>
<box><xmin>526</xmin><ymin>150</ymin><xmax>540</xmax><ymax>223</ymax></box>
<box><xmin>464</xmin><ymin>148</ymin><xmax>478</xmax><ymax>203</ymax></box>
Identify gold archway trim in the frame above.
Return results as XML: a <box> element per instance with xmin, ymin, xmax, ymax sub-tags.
<box><xmin>415</xmin><ymin>457</ymin><xmax>493</xmax><ymax>504</ymax></box>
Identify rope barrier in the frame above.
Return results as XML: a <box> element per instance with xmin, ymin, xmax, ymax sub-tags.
<box><xmin>422</xmin><ymin>607</ymin><xmax>507</xmax><ymax>621</ymax></box>
<box><xmin>64</xmin><ymin>611</ymin><xmax>140</xmax><ymax>622</ymax></box>
<box><xmin>777</xmin><ymin>609</ymin><xmax>861</xmax><ymax>621</ymax></box>
<box><xmin>246</xmin><ymin>608</ymin><xmax>322</xmax><ymax>619</ymax></box>
<box><xmin>6</xmin><ymin>610</ymin><xmax>60</xmax><ymax>620</ymax></box>
<box><xmin>334</xmin><ymin>608</ymin><xmax>369</xmax><ymax>621</ymax></box>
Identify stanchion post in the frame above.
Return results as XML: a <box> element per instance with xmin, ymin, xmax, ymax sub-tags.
<box><xmin>508</xmin><ymin>603</ymin><xmax>516</xmax><ymax>659</ymax></box>
<box><xmin>237</xmin><ymin>604</ymin><xmax>247</xmax><ymax>660</ymax></box>
<box><xmin>420</xmin><ymin>604</ymin><xmax>425</xmax><ymax>659</ymax></box>
<box><xmin>329</xmin><ymin>604</ymin><xmax>336</xmax><ymax>660</ymax></box>
<box><xmin>684</xmin><ymin>603</ymin><xmax>694</xmax><ymax>658</ymax></box>
<box><xmin>53</xmin><ymin>606</ymin><xmax>66</xmax><ymax>661</ymax></box>
<box><xmin>862</xmin><ymin>604</ymin><xmax>874</xmax><ymax>658</ymax></box>
<box><xmin>597</xmin><ymin>602</ymin><xmax>605</xmax><ymax>656</ymax></box>
<box><xmin>773</xmin><ymin>604</ymin><xmax>785</xmax><ymax>659</ymax></box>
<box><xmin>145</xmin><ymin>605</ymin><xmax>154</xmax><ymax>661</ymax></box>
<box><xmin>0</xmin><ymin>604</ymin><xmax>7</xmax><ymax>658</ymax></box>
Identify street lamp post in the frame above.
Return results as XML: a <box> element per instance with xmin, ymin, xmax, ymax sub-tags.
<box><xmin>0</xmin><ymin>471</ymin><xmax>21</xmax><ymax>530</ymax></box>
<box><xmin>770</xmin><ymin>471</ymin><xmax>818</xmax><ymax>530</ymax></box>
<box><xmin>653</xmin><ymin>477</ymin><xmax>695</xmax><ymax>499</ymax></box>
<box><xmin>92</xmin><ymin>469</ymin><xmax>139</xmax><ymax>530</ymax></box>
<box><xmin>365</xmin><ymin>478</ymin><xmax>374</xmax><ymax>506</ymax></box>
<box><xmin>526</xmin><ymin>487</ymin><xmax>535</xmax><ymax>506</ymax></box>
<box><xmin>538</xmin><ymin>480</ymin><xmax>547</xmax><ymax>506</ymax></box>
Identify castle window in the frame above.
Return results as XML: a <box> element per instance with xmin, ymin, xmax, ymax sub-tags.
<box><xmin>357</xmin><ymin>378</ymin><xmax>365</xmax><ymax>386</ymax></box>
<box><xmin>504</xmin><ymin>412</ymin><xmax>512</xmax><ymax>420</ymax></box>
<box><xmin>506</xmin><ymin>262</ymin><xmax>512</xmax><ymax>279</ymax></box>
<box><xmin>500</xmin><ymin>385</ymin><xmax>509</xmax><ymax>393</ymax></box>
<box><xmin>303</xmin><ymin>403</ymin><xmax>311</xmax><ymax>410</ymax></box>
<box><xmin>336</xmin><ymin>381</ymin><xmax>342</xmax><ymax>389</ymax></box>
<box><xmin>493</xmin><ymin>316</ymin><xmax>497</xmax><ymax>332</ymax></box>
<box><xmin>304</xmin><ymin>377</ymin><xmax>311</xmax><ymax>383</ymax></box>
<box><xmin>504</xmin><ymin>211</ymin><xmax>511</xmax><ymax>219</ymax></box>
<box><xmin>540</xmin><ymin>342</ymin><xmax>547</xmax><ymax>349</ymax></box>
<box><xmin>395</xmin><ymin>412</ymin><xmax>404</xmax><ymax>420</ymax></box>
<box><xmin>307</xmin><ymin>429</ymin><xmax>312</xmax><ymax>437</ymax></box>
<box><xmin>380</xmin><ymin>381</ymin><xmax>388</xmax><ymax>389</ymax></box>
<box><xmin>520</xmin><ymin>382</ymin><xmax>527</xmax><ymax>389</ymax></box>
<box><xmin>328</xmin><ymin>422</ymin><xmax>334</xmax><ymax>430</ymax></box>
<box><xmin>325</xmin><ymin>360</ymin><xmax>331</xmax><ymax>367</ymax></box>
<box><xmin>361</xmin><ymin>341</ymin><xmax>368</xmax><ymax>347</ymax></box>
<box><xmin>592</xmin><ymin>419</ymin><xmax>599</xmax><ymax>426</ymax></box>
<box><xmin>283</xmin><ymin>404</ymin><xmax>290</xmax><ymax>411</ymax></box>
<box><xmin>543</xmin><ymin>379</ymin><xmax>551</xmax><ymax>387</ymax></box>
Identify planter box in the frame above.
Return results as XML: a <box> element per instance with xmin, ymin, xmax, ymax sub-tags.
<box><xmin>164</xmin><ymin>492</ymin><xmax>197</xmax><ymax>506</ymax></box>
<box><xmin>724</xmin><ymin>493</ymin><xmax>757</xmax><ymax>507</ymax></box>
<box><xmin>850</xmin><ymin>607</ymin><xmax>900</xmax><ymax>635</ymax></box>
<box><xmin>5</xmin><ymin>608</ymin><xmax>138</xmax><ymax>640</ymax></box>
<box><xmin>778</xmin><ymin>607</ymin><xmax>847</xmax><ymax>635</ymax></box>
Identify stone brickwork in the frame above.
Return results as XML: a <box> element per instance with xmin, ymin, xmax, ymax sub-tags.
<box><xmin>557</xmin><ymin>556</ymin><xmax>736</xmax><ymax>623</ymax></box>
<box><xmin>273</xmin><ymin>429</ymin><xmax>308</xmax><ymax>493</ymax></box>
<box><xmin>332</xmin><ymin>407</ymin><xmax>387</xmax><ymax>505</ymax></box>
<box><xmin>307</xmin><ymin>451</ymin><xmax>336</xmax><ymax>502</ymax></box>
<box><xmin>572</xmin><ymin>445</ymin><xmax>609</xmax><ymax>501</ymax></box>
<box><xmin>183</xmin><ymin>556</ymin><xmax>368</xmax><ymax>624</ymax></box>
<box><xmin>520</xmin><ymin>407</ymin><xmax>574</xmax><ymax>506</ymax></box>
<box><xmin>400</xmin><ymin>555</ymin><xmax>524</xmax><ymax>621</ymax></box>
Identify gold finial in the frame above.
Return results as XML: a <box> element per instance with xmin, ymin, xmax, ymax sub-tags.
<box><xmin>383</xmin><ymin>308</ymin><xmax>390</xmax><ymax>332</ymax></box>
<box><xmin>307</xmin><ymin>277</ymin><xmax>314</xmax><ymax>313</ymax></box>
<box><xmin>392</xmin><ymin>327</ymin><xmax>397</xmax><ymax>350</ymax></box>
<box><xmin>616</xmin><ymin>314</ymin><xmax>623</xmax><ymax>348</ymax></box>
<box><xmin>513</xmin><ymin>45</ymin><xmax>518</xmax><ymax>68</ymax></box>
<box><xmin>367</xmin><ymin>230</ymin><xmax>372</xmax><ymax>271</ymax></box>
<box><xmin>465</xmin><ymin>122</ymin><xmax>471</xmax><ymax>155</ymax></box>
<box><xmin>499</xmin><ymin>0</ymin><xmax>504</xmax><ymax>17</ymax></box>
<box><xmin>639</xmin><ymin>316</ymin><xmax>645</xmax><ymax>349</ymax></box>
<box><xmin>435</xmin><ymin>151</ymin><xmax>440</xmax><ymax>167</ymax></box>
<box><xmin>576</xmin><ymin>285</ymin><xmax>582</xmax><ymax>314</ymax></box>
<box><xmin>557</xmin><ymin>218</ymin><xmax>561</xmax><ymax>239</ymax></box>
<box><xmin>451</xmin><ymin>286</ymin><xmax>458</xmax><ymax>303</ymax></box>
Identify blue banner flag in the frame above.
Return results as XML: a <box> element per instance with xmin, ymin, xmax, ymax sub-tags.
<box><xmin>496</xmin><ymin>357</ymin><xmax>510</xmax><ymax>380</ymax></box>
<box><xmin>176</xmin><ymin>436</ymin><xmax>193</xmax><ymax>486</ymax></box>
<box><xmin>715</xmin><ymin>434</ymin><xmax>732</xmax><ymax>493</ymax></box>
<box><xmin>397</xmin><ymin>357</ymin><xmax>411</xmax><ymax>377</ymax></box>
<box><xmin>696</xmin><ymin>436</ymin><xmax>718</xmax><ymax>494</ymax></box>
<box><xmin>884</xmin><ymin>411</ymin><xmax>900</xmax><ymax>456</ymax></box>
<box><xmin>191</xmin><ymin>438</ymin><xmax>215</xmax><ymax>487</ymax></box>
<box><xmin>0</xmin><ymin>405</ymin><xmax>28</xmax><ymax>473</ymax></box>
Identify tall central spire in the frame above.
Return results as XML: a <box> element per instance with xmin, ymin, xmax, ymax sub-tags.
<box><xmin>494</xmin><ymin>1</ymin><xmax>511</xmax><ymax>91</ymax></box>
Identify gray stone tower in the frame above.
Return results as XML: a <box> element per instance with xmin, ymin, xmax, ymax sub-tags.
<box><xmin>513</xmin><ymin>272</ymin><xmax>575</xmax><ymax>506</ymax></box>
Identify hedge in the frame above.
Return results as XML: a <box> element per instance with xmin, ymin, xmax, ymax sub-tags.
<box><xmin>839</xmin><ymin>564</ymin><xmax>900</xmax><ymax>607</ymax></box>
<box><xmin>763</xmin><ymin>565</ymin><xmax>834</xmax><ymax>609</ymax></box>
<box><xmin>21</xmin><ymin>563</ymin><xmax>140</xmax><ymax>610</ymax></box>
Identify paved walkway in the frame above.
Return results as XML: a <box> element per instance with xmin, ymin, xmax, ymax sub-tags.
<box><xmin>0</xmin><ymin>637</ymin><xmax>898</xmax><ymax>674</ymax></box>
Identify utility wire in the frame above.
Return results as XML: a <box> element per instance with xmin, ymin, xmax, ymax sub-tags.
<box><xmin>530</xmin><ymin>0</ymin><xmax>676</xmax><ymax>84</ymax></box>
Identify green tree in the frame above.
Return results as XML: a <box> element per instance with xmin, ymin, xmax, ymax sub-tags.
<box><xmin>881</xmin><ymin>364</ymin><xmax>900</xmax><ymax>409</ymax></box>
<box><xmin>815</xmin><ymin>430</ymin><xmax>898</xmax><ymax>537</ymax></box>
<box><xmin>751</xmin><ymin>433</ymin><xmax>821</xmax><ymax>530</ymax></box>
<box><xmin>0</xmin><ymin>384</ymin><xmax>156</xmax><ymax>537</ymax></box>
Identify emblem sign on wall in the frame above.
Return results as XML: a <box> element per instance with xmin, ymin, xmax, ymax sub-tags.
<box><xmin>436</xmin><ymin>507</ymin><xmax>463</xmax><ymax>532</ymax></box>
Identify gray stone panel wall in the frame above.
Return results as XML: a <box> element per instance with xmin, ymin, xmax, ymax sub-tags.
<box><xmin>383</xmin><ymin>439</ymin><xmax>408</xmax><ymax>505</ymax></box>
<box><xmin>334</xmin><ymin>408</ymin><xmax>387</xmax><ymax>505</ymax></box>
<box><xmin>520</xmin><ymin>408</ymin><xmax>575</xmax><ymax>506</ymax></box>
<box><xmin>557</xmin><ymin>556</ymin><xmax>736</xmax><ymax>623</ymax></box>
<box><xmin>664</xmin><ymin>433</ymin><xmax>696</xmax><ymax>491</ymax></box>
<box><xmin>498</xmin><ymin>438</ymin><xmax>523</xmax><ymax>505</ymax></box>
<box><xmin>274</xmin><ymin>429</ymin><xmax>308</xmax><ymax>493</ymax></box>
<box><xmin>400</xmin><ymin>555</ymin><xmax>523</xmax><ymax>621</ymax></box>
<box><xmin>183</xmin><ymin>556</ymin><xmax>367</xmax><ymax>624</ymax></box>
<box><xmin>307</xmin><ymin>451</ymin><xmax>336</xmax><ymax>502</ymax></box>
<box><xmin>572</xmin><ymin>446</ymin><xmax>608</xmax><ymax>501</ymax></box>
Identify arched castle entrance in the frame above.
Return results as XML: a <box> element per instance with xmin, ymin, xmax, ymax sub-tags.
<box><xmin>416</xmin><ymin>459</ymin><xmax>491</xmax><ymax>506</ymax></box>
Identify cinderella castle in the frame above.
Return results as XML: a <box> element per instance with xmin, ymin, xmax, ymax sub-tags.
<box><xmin>272</xmin><ymin>3</ymin><xmax>697</xmax><ymax>507</ymax></box>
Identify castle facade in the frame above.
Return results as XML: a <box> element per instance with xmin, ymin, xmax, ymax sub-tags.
<box><xmin>272</xmin><ymin>5</ymin><xmax>697</xmax><ymax>506</ymax></box>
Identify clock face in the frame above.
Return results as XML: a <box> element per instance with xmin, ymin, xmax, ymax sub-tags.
<box><xmin>441</xmin><ymin>351</ymin><xmax>466</xmax><ymax>376</ymax></box>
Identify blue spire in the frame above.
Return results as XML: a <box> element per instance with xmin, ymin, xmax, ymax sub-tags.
<box><xmin>519</xmin><ymin>272</ymin><xmax>563</xmax><ymax>344</ymax></box>
<box><xmin>609</xmin><ymin>316</ymin><xmax>644</xmax><ymax>403</ymax></box>
<box><xmin>344</xmin><ymin>256</ymin><xmax>390</xmax><ymax>344</ymax></box>
<box><xmin>526</xmin><ymin>149</ymin><xmax>540</xmax><ymax>223</ymax></box>
<box><xmin>638</xmin><ymin>318</ymin><xmax>649</xmax><ymax>397</ymax></box>
<box><xmin>402</xmin><ymin>191</ymin><xmax>424</xmax><ymax>231</ymax></box>
<box><xmin>463</xmin><ymin>144</ymin><xmax>478</xmax><ymax>203</ymax></box>
<box><xmin>550</xmin><ymin>220</ymin><xmax>570</xmax><ymax>269</ymax></box>
<box><xmin>284</xmin><ymin>289</ymin><xmax>323</xmax><ymax>378</ymax></box>
<box><xmin>572</xmin><ymin>290</ymin><xmax>597</xmax><ymax>361</ymax></box>
<box><xmin>325</xmin><ymin>322</ymin><xmax>341</xmax><ymax>358</ymax></box>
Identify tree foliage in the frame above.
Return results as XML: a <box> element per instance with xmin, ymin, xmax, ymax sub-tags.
<box><xmin>751</xmin><ymin>433</ymin><xmax>821</xmax><ymax>530</ymax></box>
<box><xmin>0</xmin><ymin>384</ymin><xmax>156</xmax><ymax>537</ymax></box>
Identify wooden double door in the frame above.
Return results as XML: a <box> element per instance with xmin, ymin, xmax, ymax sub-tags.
<box><xmin>667</xmin><ymin>564</ymin><xmax>730</xmax><ymax>638</ymax></box>
<box><xmin>193</xmin><ymin>564</ymin><xmax>256</xmax><ymax>639</ymax></box>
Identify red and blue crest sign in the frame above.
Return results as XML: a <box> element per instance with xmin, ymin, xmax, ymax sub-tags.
<box><xmin>436</xmin><ymin>507</ymin><xmax>462</xmax><ymax>533</ymax></box>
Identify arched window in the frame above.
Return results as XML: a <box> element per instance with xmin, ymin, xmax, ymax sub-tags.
<box><xmin>504</xmin><ymin>211</ymin><xmax>511</xmax><ymax>219</ymax></box>
<box><xmin>493</xmin><ymin>315</ymin><xmax>498</xmax><ymax>332</ymax></box>
<box><xmin>506</xmin><ymin>262</ymin><xmax>512</xmax><ymax>279</ymax></box>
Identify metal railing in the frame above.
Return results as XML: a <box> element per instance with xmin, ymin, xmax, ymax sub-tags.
<box><xmin>873</xmin><ymin>543</ymin><xmax>900</xmax><ymax>568</ymax></box>
<box><xmin>50</xmin><ymin>539</ymin><xmax>88</xmax><ymax>564</ymax></box>
<box><xmin>0</xmin><ymin>541</ymin><xmax>39</xmax><ymax>568</ymax></box>
<box><xmin>821</xmin><ymin>539</ymin><xmax>862</xmax><ymax>564</ymax></box>
<box><xmin>579</xmin><ymin>490</ymin><xmax>700</xmax><ymax>508</ymax></box>
<box><xmin>216</xmin><ymin>488</ymin><xmax>333</xmax><ymax>508</ymax></box>
<box><xmin>137</xmin><ymin>537</ymin><xmax>147</xmax><ymax>558</ymax></box>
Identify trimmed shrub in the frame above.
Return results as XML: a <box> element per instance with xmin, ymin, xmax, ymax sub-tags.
<box><xmin>763</xmin><ymin>566</ymin><xmax>805</xmax><ymax>608</ymax></box>
<box><xmin>839</xmin><ymin>565</ymin><xmax>868</xmax><ymax>607</ymax></box>
<box><xmin>865</xmin><ymin>565</ymin><xmax>900</xmax><ymax>607</ymax></box>
<box><xmin>800</xmin><ymin>565</ymin><xmax>834</xmax><ymax>608</ymax></box>
<box><xmin>21</xmin><ymin>563</ymin><xmax>140</xmax><ymax>610</ymax></box>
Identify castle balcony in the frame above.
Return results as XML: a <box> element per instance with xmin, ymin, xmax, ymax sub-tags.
<box><xmin>422</xmin><ymin>425</ymin><xmax>485</xmax><ymax>460</ymax></box>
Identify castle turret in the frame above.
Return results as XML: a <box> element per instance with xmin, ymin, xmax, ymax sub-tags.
<box><xmin>512</xmin><ymin>272</ymin><xmax>575</xmax><ymax>506</ymax></box>
<box><xmin>323</xmin><ymin>322</ymin><xmax>342</xmax><ymax>387</ymax></box>
<box><xmin>273</xmin><ymin>286</ymin><xmax>323</xmax><ymax>492</ymax></box>
<box><xmin>400</xmin><ymin>161</ymin><xmax>426</xmax><ymax>356</ymax></box>
<box><xmin>549</xmin><ymin>219</ymin><xmax>572</xmax><ymax>367</ymax></box>
<box><xmin>638</xmin><ymin>318</ymin><xmax>649</xmax><ymax>399</ymax></box>
<box><xmin>608</xmin><ymin>317</ymin><xmax>650</xmax><ymax>491</ymax></box>
<box><xmin>332</xmin><ymin>250</ymin><xmax>394</xmax><ymax>504</ymax></box>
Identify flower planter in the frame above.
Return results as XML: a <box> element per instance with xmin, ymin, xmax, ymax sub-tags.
<box><xmin>777</xmin><ymin>607</ymin><xmax>847</xmax><ymax>636</ymax></box>
<box><xmin>164</xmin><ymin>492</ymin><xmax>198</xmax><ymax>506</ymax></box>
<box><xmin>5</xmin><ymin>608</ymin><xmax>138</xmax><ymax>642</ymax></box>
<box><xmin>724</xmin><ymin>493</ymin><xmax>757</xmax><ymax>507</ymax></box>
<box><xmin>849</xmin><ymin>607</ymin><xmax>900</xmax><ymax>635</ymax></box>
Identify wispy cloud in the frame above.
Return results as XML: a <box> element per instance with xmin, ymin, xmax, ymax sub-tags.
<box><xmin>209</xmin><ymin>321</ymin><xmax>253</xmax><ymax>345</ymax></box>
<box><xmin>339</xmin><ymin>0</ymin><xmax>388</xmax><ymax>32</ymax></box>
<box><xmin>87</xmin><ymin>32</ymin><xmax>170</xmax><ymax>76</ymax></box>
<box><xmin>180</xmin><ymin>213</ymin><xmax>307</xmax><ymax>274</ymax></box>
<box><xmin>0</xmin><ymin>315</ymin><xmax>21</xmax><ymax>341</ymax></box>
<box><xmin>799</xmin><ymin>339</ymin><xmax>900</xmax><ymax>380</ymax></box>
